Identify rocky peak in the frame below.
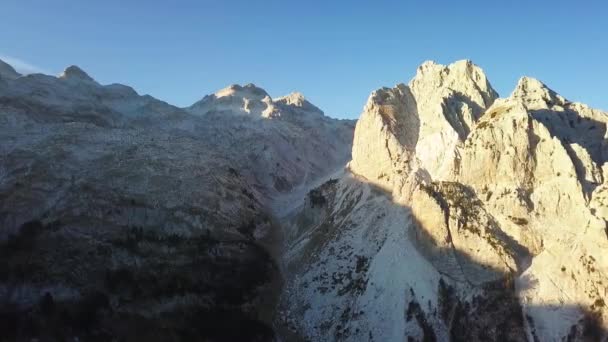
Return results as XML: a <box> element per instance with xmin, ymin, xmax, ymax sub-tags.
<box><xmin>351</xmin><ymin>60</ymin><xmax>500</xmax><ymax>188</ymax></box>
<box><xmin>189</xmin><ymin>84</ymin><xmax>331</xmax><ymax>120</ymax></box>
<box><xmin>214</xmin><ymin>83</ymin><xmax>270</xmax><ymax>100</ymax></box>
<box><xmin>410</xmin><ymin>59</ymin><xmax>498</xmax><ymax>110</ymax></box>
<box><xmin>274</xmin><ymin>92</ymin><xmax>323</xmax><ymax>114</ymax></box>
<box><xmin>306</xmin><ymin>60</ymin><xmax>608</xmax><ymax>341</ymax></box>
<box><xmin>0</xmin><ymin>58</ymin><xmax>21</xmax><ymax>80</ymax></box>
<box><xmin>59</xmin><ymin>65</ymin><xmax>96</xmax><ymax>83</ymax></box>
<box><xmin>510</xmin><ymin>76</ymin><xmax>567</xmax><ymax>109</ymax></box>
<box><xmin>275</xmin><ymin>92</ymin><xmax>306</xmax><ymax>106</ymax></box>
<box><xmin>188</xmin><ymin>83</ymin><xmax>275</xmax><ymax>117</ymax></box>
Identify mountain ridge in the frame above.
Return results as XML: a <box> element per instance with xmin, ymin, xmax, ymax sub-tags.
<box><xmin>1</xmin><ymin>56</ymin><xmax>607</xmax><ymax>341</ymax></box>
<box><xmin>0</xmin><ymin>57</ymin><xmax>354</xmax><ymax>341</ymax></box>
<box><xmin>281</xmin><ymin>59</ymin><xmax>608</xmax><ymax>341</ymax></box>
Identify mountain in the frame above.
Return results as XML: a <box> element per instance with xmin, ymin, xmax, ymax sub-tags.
<box><xmin>0</xmin><ymin>60</ymin><xmax>354</xmax><ymax>341</ymax></box>
<box><xmin>2</xmin><ymin>56</ymin><xmax>607</xmax><ymax>341</ymax></box>
<box><xmin>0</xmin><ymin>59</ymin><xmax>21</xmax><ymax>80</ymax></box>
<box><xmin>186</xmin><ymin>82</ymin><xmax>354</xmax><ymax>202</ymax></box>
<box><xmin>279</xmin><ymin>60</ymin><xmax>608</xmax><ymax>341</ymax></box>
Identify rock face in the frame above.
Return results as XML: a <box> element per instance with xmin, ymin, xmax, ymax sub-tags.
<box><xmin>188</xmin><ymin>83</ymin><xmax>275</xmax><ymax>117</ymax></box>
<box><xmin>187</xmin><ymin>83</ymin><xmax>355</xmax><ymax>200</ymax></box>
<box><xmin>0</xmin><ymin>59</ymin><xmax>354</xmax><ymax>341</ymax></box>
<box><xmin>3</xmin><ymin>55</ymin><xmax>608</xmax><ymax>341</ymax></box>
<box><xmin>281</xmin><ymin>60</ymin><xmax>608</xmax><ymax>341</ymax></box>
<box><xmin>350</xmin><ymin>60</ymin><xmax>499</xmax><ymax>193</ymax></box>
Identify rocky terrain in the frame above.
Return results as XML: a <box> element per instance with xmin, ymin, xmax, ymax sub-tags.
<box><xmin>1</xmin><ymin>57</ymin><xmax>608</xmax><ymax>341</ymax></box>
<box><xmin>0</xmin><ymin>60</ymin><xmax>354</xmax><ymax>341</ymax></box>
<box><xmin>279</xmin><ymin>60</ymin><xmax>608</xmax><ymax>341</ymax></box>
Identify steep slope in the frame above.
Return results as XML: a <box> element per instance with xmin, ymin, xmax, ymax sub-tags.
<box><xmin>281</xmin><ymin>60</ymin><xmax>608</xmax><ymax>341</ymax></box>
<box><xmin>350</xmin><ymin>60</ymin><xmax>498</xmax><ymax>194</ymax></box>
<box><xmin>458</xmin><ymin>78</ymin><xmax>608</xmax><ymax>341</ymax></box>
<box><xmin>0</xmin><ymin>59</ymin><xmax>21</xmax><ymax>80</ymax></box>
<box><xmin>0</xmin><ymin>60</ymin><xmax>354</xmax><ymax>341</ymax></box>
<box><xmin>187</xmin><ymin>83</ymin><xmax>355</xmax><ymax>201</ymax></box>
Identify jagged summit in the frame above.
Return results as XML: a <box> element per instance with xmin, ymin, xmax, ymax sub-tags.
<box><xmin>411</xmin><ymin>59</ymin><xmax>498</xmax><ymax>108</ymax></box>
<box><xmin>510</xmin><ymin>76</ymin><xmax>567</xmax><ymax>109</ymax></box>
<box><xmin>59</xmin><ymin>65</ymin><xmax>96</xmax><ymax>83</ymax></box>
<box><xmin>351</xmin><ymin>59</ymin><xmax>500</xmax><ymax>186</ymax></box>
<box><xmin>0</xmin><ymin>58</ymin><xmax>21</xmax><ymax>80</ymax></box>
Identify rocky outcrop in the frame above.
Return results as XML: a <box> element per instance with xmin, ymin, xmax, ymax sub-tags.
<box><xmin>188</xmin><ymin>83</ymin><xmax>276</xmax><ymax>118</ymax></box>
<box><xmin>349</xmin><ymin>84</ymin><xmax>418</xmax><ymax>191</ymax></box>
<box><xmin>283</xmin><ymin>60</ymin><xmax>608</xmax><ymax>341</ymax></box>
<box><xmin>350</xmin><ymin>60</ymin><xmax>499</xmax><ymax>196</ymax></box>
<box><xmin>187</xmin><ymin>83</ymin><xmax>355</xmax><ymax>197</ymax></box>
<box><xmin>59</xmin><ymin>65</ymin><xmax>97</xmax><ymax>83</ymax></box>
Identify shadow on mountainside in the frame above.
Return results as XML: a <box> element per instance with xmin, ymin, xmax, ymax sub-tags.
<box><xmin>279</xmin><ymin>174</ymin><xmax>608</xmax><ymax>342</ymax></box>
<box><xmin>530</xmin><ymin>108</ymin><xmax>607</xmax><ymax>194</ymax></box>
<box><xmin>0</xmin><ymin>171</ymin><xmax>606</xmax><ymax>341</ymax></box>
<box><xmin>0</xmin><ymin>208</ymin><xmax>282</xmax><ymax>341</ymax></box>
<box><xmin>529</xmin><ymin>109</ymin><xmax>606</xmax><ymax>164</ymax></box>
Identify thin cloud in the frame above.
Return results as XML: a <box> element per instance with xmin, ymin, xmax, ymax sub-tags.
<box><xmin>0</xmin><ymin>54</ymin><xmax>51</xmax><ymax>75</ymax></box>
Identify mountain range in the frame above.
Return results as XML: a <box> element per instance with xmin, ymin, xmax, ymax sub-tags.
<box><xmin>1</xmin><ymin>58</ymin><xmax>607</xmax><ymax>341</ymax></box>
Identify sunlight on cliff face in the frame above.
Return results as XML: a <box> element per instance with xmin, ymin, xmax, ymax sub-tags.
<box><xmin>285</xmin><ymin>158</ymin><xmax>608</xmax><ymax>340</ymax></box>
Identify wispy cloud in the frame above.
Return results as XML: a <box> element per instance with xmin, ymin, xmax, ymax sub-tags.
<box><xmin>0</xmin><ymin>54</ymin><xmax>51</xmax><ymax>75</ymax></box>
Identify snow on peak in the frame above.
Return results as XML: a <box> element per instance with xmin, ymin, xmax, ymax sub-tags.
<box><xmin>59</xmin><ymin>65</ymin><xmax>96</xmax><ymax>83</ymax></box>
<box><xmin>0</xmin><ymin>58</ymin><xmax>21</xmax><ymax>80</ymax></box>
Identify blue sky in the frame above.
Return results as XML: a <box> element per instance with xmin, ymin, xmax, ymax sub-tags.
<box><xmin>1</xmin><ymin>0</ymin><xmax>606</xmax><ymax>119</ymax></box>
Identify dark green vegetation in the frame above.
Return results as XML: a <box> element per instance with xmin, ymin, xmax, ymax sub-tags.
<box><xmin>0</xmin><ymin>219</ymin><xmax>278</xmax><ymax>342</ymax></box>
<box><xmin>308</xmin><ymin>178</ymin><xmax>339</xmax><ymax>208</ymax></box>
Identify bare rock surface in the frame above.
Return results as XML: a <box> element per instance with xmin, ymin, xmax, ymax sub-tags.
<box><xmin>281</xmin><ymin>60</ymin><xmax>608</xmax><ymax>341</ymax></box>
<box><xmin>0</xmin><ymin>59</ymin><xmax>354</xmax><ymax>341</ymax></box>
<box><xmin>3</xmin><ymin>56</ymin><xmax>608</xmax><ymax>341</ymax></box>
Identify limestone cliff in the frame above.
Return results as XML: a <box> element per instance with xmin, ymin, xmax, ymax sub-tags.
<box><xmin>282</xmin><ymin>60</ymin><xmax>608</xmax><ymax>341</ymax></box>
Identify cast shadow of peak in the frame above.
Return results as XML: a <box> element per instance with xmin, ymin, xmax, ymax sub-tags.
<box><xmin>530</xmin><ymin>108</ymin><xmax>607</xmax><ymax>195</ymax></box>
<box><xmin>530</xmin><ymin>108</ymin><xmax>607</xmax><ymax>164</ymax></box>
<box><xmin>442</xmin><ymin>91</ymin><xmax>488</xmax><ymax>141</ymax></box>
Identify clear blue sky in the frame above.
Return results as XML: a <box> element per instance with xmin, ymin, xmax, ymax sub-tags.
<box><xmin>1</xmin><ymin>0</ymin><xmax>606</xmax><ymax>119</ymax></box>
